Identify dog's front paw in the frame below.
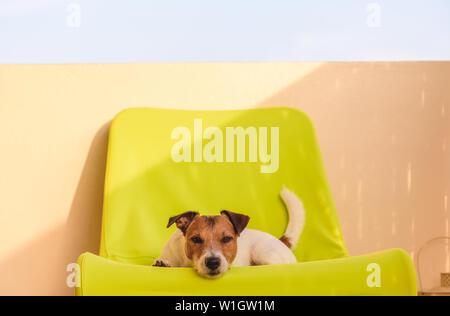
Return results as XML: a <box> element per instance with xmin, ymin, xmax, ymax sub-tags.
<box><xmin>152</xmin><ymin>259</ymin><xmax>171</xmax><ymax>267</ymax></box>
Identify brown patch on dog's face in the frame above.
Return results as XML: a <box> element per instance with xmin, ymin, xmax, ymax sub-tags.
<box><xmin>185</xmin><ymin>215</ymin><xmax>237</xmax><ymax>263</ymax></box>
<box><xmin>182</xmin><ymin>213</ymin><xmax>249</xmax><ymax>278</ymax></box>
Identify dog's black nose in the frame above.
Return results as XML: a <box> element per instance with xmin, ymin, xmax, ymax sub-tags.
<box><xmin>205</xmin><ymin>257</ymin><xmax>221</xmax><ymax>271</ymax></box>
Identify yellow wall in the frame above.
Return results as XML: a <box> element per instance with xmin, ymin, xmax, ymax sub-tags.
<box><xmin>0</xmin><ymin>62</ymin><xmax>449</xmax><ymax>295</ymax></box>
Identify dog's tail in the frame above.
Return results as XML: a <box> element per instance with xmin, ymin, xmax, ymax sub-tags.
<box><xmin>279</xmin><ymin>187</ymin><xmax>305</xmax><ymax>250</ymax></box>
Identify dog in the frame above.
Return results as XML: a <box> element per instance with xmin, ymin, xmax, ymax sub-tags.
<box><xmin>152</xmin><ymin>187</ymin><xmax>305</xmax><ymax>278</ymax></box>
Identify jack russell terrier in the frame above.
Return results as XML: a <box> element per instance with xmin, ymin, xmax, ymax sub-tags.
<box><xmin>152</xmin><ymin>187</ymin><xmax>305</xmax><ymax>278</ymax></box>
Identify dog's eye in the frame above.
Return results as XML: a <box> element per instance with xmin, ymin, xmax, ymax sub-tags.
<box><xmin>191</xmin><ymin>236</ymin><xmax>203</xmax><ymax>244</ymax></box>
<box><xmin>221</xmin><ymin>236</ymin><xmax>233</xmax><ymax>243</ymax></box>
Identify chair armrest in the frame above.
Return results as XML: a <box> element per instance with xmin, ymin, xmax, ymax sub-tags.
<box><xmin>76</xmin><ymin>248</ymin><xmax>417</xmax><ymax>296</ymax></box>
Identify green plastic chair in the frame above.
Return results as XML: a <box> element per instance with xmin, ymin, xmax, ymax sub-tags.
<box><xmin>76</xmin><ymin>107</ymin><xmax>417</xmax><ymax>296</ymax></box>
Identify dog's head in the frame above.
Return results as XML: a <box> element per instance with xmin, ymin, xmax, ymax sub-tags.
<box><xmin>167</xmin><ymin>210</ymin><xmax>250</xmax><ymax>278</ymax></box>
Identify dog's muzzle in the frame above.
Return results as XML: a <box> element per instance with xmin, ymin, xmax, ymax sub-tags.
<box><xmin>205</xmin><ymin>256</ymin><xmax>221</xmax><ymax>272</ymax></box>
<box><xmin>195</xmin><ymin>251</ymin><xmax>229</xmax><ymax>278</ymax></box>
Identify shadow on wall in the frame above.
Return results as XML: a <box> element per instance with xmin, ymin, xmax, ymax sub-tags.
<box><xmin>0</xmin><ymin>62</ymin><xmax>448</xmax><ymax>295</ymax></box>
<box><xmin>257</xmin><ymin>62</ymin><xmax>450</xmax><ymax>259</ymax></box>
<box><xmin>0</xmin><ymin>122</ymin><xmax>110</xmax><ymax>296</ymax></box>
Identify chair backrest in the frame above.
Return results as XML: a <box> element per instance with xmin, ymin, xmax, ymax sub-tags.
<box><xmin>100</xmin><ymin>107</ymin><xmax>348</xmax><ymax>265</ymax></box>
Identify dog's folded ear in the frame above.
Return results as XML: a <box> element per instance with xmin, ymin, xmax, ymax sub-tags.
<box><xmin>167</xmin><ymin>211</ymin><xmax>199</xmax><ymax>235</ymax></box>
<box><xmin>221</xmin><ymin>210</ymin><xmax>250</xmax><ymax>236</ymax></box>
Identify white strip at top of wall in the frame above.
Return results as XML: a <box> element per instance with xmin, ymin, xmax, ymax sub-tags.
<box><xmin>1</xmin><ymin>0</ymin><xmax>449</xmax><ymax>64</ymax></box>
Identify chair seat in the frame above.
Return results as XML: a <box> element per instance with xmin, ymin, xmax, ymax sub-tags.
<box><xmin>77</xmin><ymin>249</ymin><xmax>416</xmax><ymax>296</ymax></box>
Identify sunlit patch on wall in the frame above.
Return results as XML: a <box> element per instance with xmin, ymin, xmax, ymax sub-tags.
<box><xmin>406</xmin><ymin>162</ymin><xmax>412</xmax><ymax>194</ymax></box>
<box><xmin>339</xmin><ymin>154</ymin><xmax>346</xmax><ymax>170</ymax></box>
<box><xmin>335</xmin><ymin>79</ymin><xmax>340</xmax><ymax>92</ymax></box>
<box><xmin>391</xmin><ymin>167</ymin><xmax>397</xmax><ymax>194</ymax></box>
<box><xmin>357</xmin><ymin>179</ymin><xmax>363</xmax><ymax>240</ymax></box>
<box><xmin>357</xmin><ymin>205</ymin><xmax>363</xmax><ymax>240</ymax></box>
<box><xmin>391</xmin><ymin>133</ymin><xmax>397</xmax><ymax>145</ymax></box>
<box><xmin>444</xmin><ymin>194</ymin><xmax>448</xmax><ymax>213</ymax></box>
<box><xmin>410</xmin><ymin>215</ymin><xmax>416</xmax><ymax>260</ymax></box>
<box><xmin>446</xmin><ymin>240</ymin><xmax>450</xmax><ymax>271</ymax></box>
<box><xmin>357</xmin><ymin>179</ymin><xmax>363</xmax><ymax>202</ymax></box>
<box><xmin>391</xmin><ymin>212</ymin><xmax>397</xmax><ymax>236</ymax></box>
<box><xmin>422</xmin><ymin>72</ymin><xmax>428</xmax><ymax>83</ymax></box>
<box><xmin>341</xmin><ymin>183</ymin><xmax>347</xmax><ymax>201</ymax></box>
<box><xmin>421</xmin><ymin>90</ymin><xmax>426</xmax><ymax>108</ymax></box>
<box><xmin>369</xmin><ymin>160</ymin><xmax>375</xmax><ymax>172</ymax></box>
